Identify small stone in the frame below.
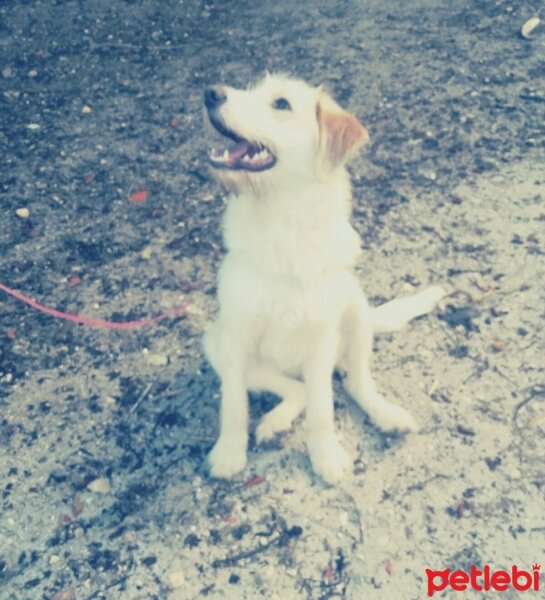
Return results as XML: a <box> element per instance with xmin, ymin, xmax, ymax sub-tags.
<box><xmin>521</xmin><ymin>17</ymin><xmax>540</xmax><ymax>39</ymax></box>
<box><xmin>52</xmin><ymin>588</ymin><xmax>76</xmax><ymax>600</ymax></box>
<box><xmin>74</xmin><ymin>527</ymin><xmax>84</xmax><ymax>538</ymax></box>
<box><xmin>16</xmin><ymin>207</ymin><xmax>30</xmax><ymax>219</ymax></box>
<box><xmin>510</xmin><ymin>468</ymin><xmax>522</xmax><ymax>479</ymax></box>
<box><xmin>141</xmin><ymin>246</ymin><xmax>153</xmax><ymax>260</ymax></box>
<box><xmin>27</xmin><ymin>123</ymin><xmax>41</xmax><ymax>130</ymax></box>
<box><xmin>49</xmin><ymin>555</ymin><xmax>60</xmax><ymax>565</ymax></box>
<box><xmin>262</xmin><ymin>564</ymin><xmax>275</xmax><ymax>580</ymax></box>
<box><xmin>87</xmin><ymin>477</ymin><xmax>110</xmax><ymax>493</ymax></box>
<box><xmin>166</xmin><ymin>570</ymin><xmax>185</xmax><ymax>589</ymax></box>
<box><xmin>81</xmin><ymin>105</ymin><xmax>92</xmax><ymax>114</ymax></box>
<box><xmin>420</xmin><ymin>169</ymin><xmax>437</xmax><ymax>181</ymax></box>
<box><xmin>2</xmin><ymin>67</ymin><xmax>13</xmax><ymax>78</ymax></box>
<box><xmin>146</xmin><ymin>353</ymin><xmax>168</xmax><ymax>366</ymax></box>
<box><xmin>123</xmin><ymin>531</ymin><xmax>137</xmax><ymax>544</ymax></box>
<box><xmin>28</xmin><ymin>69</ymin><xmax>38</xmax><ymax>78</ymax></box>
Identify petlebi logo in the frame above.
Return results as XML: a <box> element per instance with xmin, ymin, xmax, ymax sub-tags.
<box><xmin>426</xmin><ymin>563</ymin><xmax>541</xmax><ymax>597</ymax></box>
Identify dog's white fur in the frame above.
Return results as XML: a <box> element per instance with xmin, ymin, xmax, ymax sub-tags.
<box><xmin>203</xmin><ymin>74</ymin><xmax>444</xmax><ymax>484</ymax></box>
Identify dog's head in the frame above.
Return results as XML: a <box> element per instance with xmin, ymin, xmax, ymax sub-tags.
<box><xmin>204</xmin><ymin>74</ymin><xmax>369</xmax><ymax>191</ymax></box>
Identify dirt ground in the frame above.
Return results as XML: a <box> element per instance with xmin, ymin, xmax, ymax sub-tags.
<box><xmin>1</xmin><ymin>1</ymin><xmax>544</xmax><ymax>599</ymax></box>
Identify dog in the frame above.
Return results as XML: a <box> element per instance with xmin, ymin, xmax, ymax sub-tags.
<box><xmin>202</xmin><ymin>73</ymin><xmax>444</xmax><ymax>484</ymax></box>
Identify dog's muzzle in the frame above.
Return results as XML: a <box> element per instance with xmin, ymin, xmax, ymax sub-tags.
<box><xmin>204</xmin><ymin>87</ymin><xmax>276</xmax><ymax>172</ymax></box>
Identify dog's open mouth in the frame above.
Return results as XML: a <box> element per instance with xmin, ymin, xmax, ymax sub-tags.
<box><xmin>208</xmin><ymin>116</ymin><xmax>276</xmax><ymax>172</ymax></box>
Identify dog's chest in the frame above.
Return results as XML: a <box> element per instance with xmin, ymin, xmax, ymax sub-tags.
<box><xmin>218</xmin><ymin>253</ymin><xmax>356</xmax><ymax>375</ymax></box>
<box><xmin>223</xmin><ymin>198</ymin><xmax>361</xmax><ymax>280</ymax></box>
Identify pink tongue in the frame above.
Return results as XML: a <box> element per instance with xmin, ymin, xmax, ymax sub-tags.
<box><xmin>228</xmin><ymin>141</ymin><xmax>251</xmax><ymax>161</ymax></box>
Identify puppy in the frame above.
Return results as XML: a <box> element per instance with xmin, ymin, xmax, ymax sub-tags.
<box><xmin>202</xmin><ymin>74</ymin><xmax>444</xmax><ymax>484</ymax></box>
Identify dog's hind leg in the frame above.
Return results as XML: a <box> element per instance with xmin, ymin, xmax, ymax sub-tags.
<box><xmin>371</xmin><ymin>286</ymin><xmax>445</xmax><ymax>333</ymax></box>
<box><xmin>342</xmin><ymin>294</ymin><xmax>418</xmax><ymax>433</ymax></box>
<box><xmin>247</xmin><ymin>363</ymin><xmax>305</xmax><ymax>444</ymax></box>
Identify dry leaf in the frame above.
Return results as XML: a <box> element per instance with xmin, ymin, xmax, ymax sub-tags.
<box><xmin>68</xmin><ymin>275</ymin><xmax>81</xmax><ymax>286</ymax></box>
<box><xmin>52</xmin><ymin>588</ymin><xmax>76</xmax><ymax>600</ymax></box>
<box><xmin>323</xmin><ymin>567</ymin><xmax>334</xmax><ymax>580</ymax></box>
<box><xmin>129</xmin><ymin>188</ymin><xmax>148</xmax><ymax>203</ymax></box>
<box><xmin>72</xmin><ymin>493</ymin><xmax>84</xmax><ymax>518</ymax></box>
<box><xmin>244</xmin><ymin>474</ymin><xmax>266</xmax><ymax>487</ymax></box>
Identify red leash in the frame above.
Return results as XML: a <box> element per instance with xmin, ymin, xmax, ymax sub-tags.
<box><xmin>0</xmin><ymin>282</ymin><xmax>186</xmax><ymax>329</ymax></box>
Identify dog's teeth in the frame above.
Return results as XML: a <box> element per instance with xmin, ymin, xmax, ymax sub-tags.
<box><xmin>222</xmin><ymin>150</ymin><xmax>229</xmax><ymax>160</ymax></box>
<box><xmin>242</xmin><ymin>155</ymin><xmax>250</xmax><ymax>162</ymax></box>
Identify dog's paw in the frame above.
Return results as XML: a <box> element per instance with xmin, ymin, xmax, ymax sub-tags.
<box><xmin>371</xmin><ymin>400</ymin><xmax>418</xmax><ymax>434</ymax></box>
<box><xmin>256</xmin><ymin>402</ymin><xmax>300</xmax><ymax>444</ymax></box>
<box><xmin>256</xmin><ymin>412</ymin><xmax>288</xmax><ymax>444</ymax></box>
<box><xmin>307</xmin><ymin>434</ymin><xmax>352</xmax><ymax>485</ymax></box>
<box><xmin>208</xmin><ymin>437</ymin><xmax>247</xmax><ymax>479</ymax></box>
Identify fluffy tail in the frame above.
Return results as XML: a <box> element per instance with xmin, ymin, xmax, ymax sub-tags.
<box><xmin>371</xmin><ymin>286</ymin><xmax>446</xmax><ymax>333</ymax></box>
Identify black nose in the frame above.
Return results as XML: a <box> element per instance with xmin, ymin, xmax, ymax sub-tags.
<box><xmin>204</xmin><ymin>86</ymin><xmax>227</xmax><ymax>110</ymax></box>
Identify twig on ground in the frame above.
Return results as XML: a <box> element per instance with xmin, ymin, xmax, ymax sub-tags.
<box><xmin>212</xmin><ymin>523</ymin><xmax>303</xmax><ymax>568</ymax></box>
<box><xmin>129</xmin><ymin>381</ymin><xmax>154</xmax><ymax>415</ymax></box>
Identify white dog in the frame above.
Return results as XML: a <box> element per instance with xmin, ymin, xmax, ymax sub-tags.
<box><xmin>202</xmin><ymin>74</ymin><xmax>444</xmax><ymax>484</ymax></box>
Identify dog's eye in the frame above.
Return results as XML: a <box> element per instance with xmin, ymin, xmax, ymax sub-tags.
<box><xmin>272</xmin><ymin>97</ymin><xmax>291</xmax><ymax>111</ymax></box>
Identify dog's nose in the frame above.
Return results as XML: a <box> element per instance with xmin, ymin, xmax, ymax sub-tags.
<box><xmin>204</xmin><ymin>86</ymin><xmax>227</xmax><ymax>110</ymax></box>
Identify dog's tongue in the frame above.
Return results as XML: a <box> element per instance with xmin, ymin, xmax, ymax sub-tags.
<box><xmin>228</xmin><ymin>140</ymin><xmax>251</xmax><ymax>161</ymax></box>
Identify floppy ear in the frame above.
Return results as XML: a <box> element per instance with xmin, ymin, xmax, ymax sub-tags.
<box><xmin>316</xmin><ymin>92</ymin><xmax>370</xmax><ymax>168</ymax></box>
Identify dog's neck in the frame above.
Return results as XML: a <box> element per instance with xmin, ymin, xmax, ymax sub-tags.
<box><xmin>229</xmin><ymin>167</ymin><xmax>351</xmax><ymax>216</ymax></box>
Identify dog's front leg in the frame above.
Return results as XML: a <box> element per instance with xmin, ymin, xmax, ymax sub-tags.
<box><xmin>304</xmin><ymin>326</ymin><xmax>352</xmax><ymax>484</ymax></box>
<box><xmin>207</xmin><ymin>323</ymin><xmax>250</xmax><ymax>479</ymax></box>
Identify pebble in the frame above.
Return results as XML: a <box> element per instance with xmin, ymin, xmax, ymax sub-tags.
<box><xmin>101</xmin><ymin>396</ymin><xmax>116</xmax><ymax>406</ymax></box>
<box><xmin>81</xmin><ymin>105</ymin><xmax>92</xmax><ymax>114</ymax></box>
<box><xmin>166</xmin><ymin>570</ymin><xmax>185</xmax><ymax>589</ymax></box>
<box><xmin>122</xmin><ymin>531</ymin><xmax>137</xmax><ymax>544</ymax></box>
<box><xmin>521</xmin><ymin>17</ymin><xmax>540</xmax><ymax>39</ymax></box>
<box><xmin>87</xmin><ymin>477</ymin><xmax>111</xmax><ymax>493</ymax></box>
<box><xmin>420</xmin><ymin>168</ymin><xmax>437</xmax><ymax>181</ymax></box>
<box><xmin>510</xmin><ymin>468</ymin><xmax>522</xmax><ymax>479</ymax></box>
<box><xmin>15</xmin><ymin>207</ymin><xmax>30</xmax><ymax>219</ymax></box>
<box><xmin>28</xmin><ymin>69</ymin><xmax>38</xmax><ymax>78</ymax></box>
<box><xmin>27</xmin><ymin>123</ymin><xmax>41</xmax><ymax>130</ymax></box>
<box><xmin>262</xmin><ymin>565</ymin><xmax>275</xmax><ymax>580</ymax></box>
<box><xmin>52</xmin><ymin>588</ymin><xmax>76</xmax><ymax>600</ymax></box>
<box><xmin>2</xmin><ymin>67</ymin><xmax>13</xmax><ymax>78</ymax></box>
<box><xmin>146</xmin><ymin>353</ymin><xmax>168</xmax><ymax>366</ymax></box>
<box><xmin>141</xmin><ymin>246</ymin><xmax>153</xmax><ymax>260</ymax></box>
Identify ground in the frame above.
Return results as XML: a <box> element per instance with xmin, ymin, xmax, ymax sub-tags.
<box><xmin>1</xmin><ymin>1</ymin><xmax>544</xmax><ymax>599</ymax></box>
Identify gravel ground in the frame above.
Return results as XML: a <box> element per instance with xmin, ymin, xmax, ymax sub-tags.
<box><xmin>1</xmin><ymin>1</ymin><xmax>544</xmax><ymax>599</ymax></box>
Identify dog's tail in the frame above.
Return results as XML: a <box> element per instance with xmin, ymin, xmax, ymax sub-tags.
<box><xmin>371</xmin><ymin>286</ymin><xmax>446</xmax><ymax>333</ymax></box>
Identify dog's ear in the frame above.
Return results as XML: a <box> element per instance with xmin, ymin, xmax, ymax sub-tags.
<box><xmin>316</xmin><ymin>92</ymin><xmax>369</xmax><ymax>168</ymax></box>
